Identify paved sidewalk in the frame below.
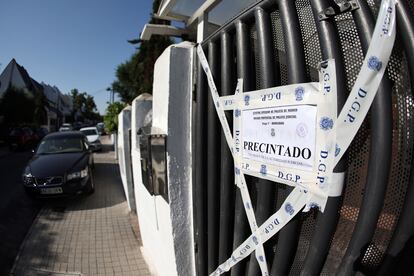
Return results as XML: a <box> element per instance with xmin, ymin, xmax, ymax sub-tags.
<box><xmin>11</xmin><ymin>139</ymin><xmax>152</xmax><ymax>276</ymax></box>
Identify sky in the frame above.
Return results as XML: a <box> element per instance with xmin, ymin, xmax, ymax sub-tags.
<box><xmin>0</xmin><ymin>0</ymin><xmax>153</xmax><ymax>114</ymax></box>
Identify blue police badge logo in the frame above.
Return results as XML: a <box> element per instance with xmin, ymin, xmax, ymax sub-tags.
<box><xmin>308</xmin><ymin>202</ymin><xmax>320</xmax><ymax>210</ymax></box>
<box><xmin>245</xmin><ymin>202</ymin><xmax>251</xmax><ymax>209</ymax></box>
<box><xmin>244</xmin><ymin>95</ymin><xmax>250</xmax><ymax>106</ymax></box>
<box><xmin>320</xmin><ymin>117</ymin><xmax>334</xmax><ymax>130</ymax></box>
<box><xmin>295</xmin><ymin>86</ymin><xmax>304</xmax><ymax>101</ymax></box>
<box><xmin>285</xmin><ymin>203</ymin><xmax>294</xmax><ymax>215</ymax></box>
<box><xmin>258</xmin><ymin>256</ymin><xmax>265</xmax><ymax>262</ymax></box>
<box><xmin>368</xmin><ymin>56</ymin><xmax>382</xmax><ymax>72</ymax></box>
<box><xmin>252</xmin><ymin>236</ymin><xmax>259</xmax><ymax>245</ymax></box>
<box><xmin>235</xmin><ymin>109</ymin><xmax>241</xmax><ymax>117</ymax></box>
<box><xmin>260</xmin><ymin>165</ymin><xmax>267</xmax><ymax>175</ymax></box>
<box><xmin>235</xmin><ymin>167</ymin><xmax>240</xmax><ymax>175</ymax></box>
<box><xmin>335</xmin><ymin>143</ymin><xmax>341</xmax><ymax>157</ymax></box>
<box><xmin>271</xmin><ymin>128</ymin><xmax>275</xmax><ymax>137</ymax></box>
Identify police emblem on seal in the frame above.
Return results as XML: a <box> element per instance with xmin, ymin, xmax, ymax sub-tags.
<box><xmin>244</xmin><ymin>95</ymin><xmax>250</xmax><ymax>106</ymax></box>
<box><xmin>335</xmin><ymin>143</ymin><xmax>341</xmax><ymax>157</ymax></box>
<box><xmin>235</xmin><ymin>109</ymin><xmax>241</xmax><ymax>117</ymax></box>
<box><xmin>271</xmin><ymin>128</ymin><xmax>275</xmax><ymax>137</ymax></box>
<box><xmin>308</xmin><ymin>202</ymin><xmax>320</xmax><ymax>210</ymax></box>
<box><xmin>296</xmin><ymin>123</ymin><xmax>308</xmax><ymax>138</ymax></box>
<box><xmin>295</xmin><ymin>86</ymin><xmax>304</xmax><ymax>101</ymax></box>
<box><xmin>260</xmin><ymin>165</ymin><xmax>267</xmax><ymax>175</ymax></box>
<box><xmin>235</xmin><ymin>167</ymin><xmax>240</xmax><ymax>175</ymax></box>
<box><xmin>252</xmin><ymin>236</ymin><xmax>259</xmax><ymax>245</ymax></box>
<box><xmin>285</xmin><ymin>203</ymin><xmax>294</xmax><ymax>215</ymax></box>
<box><xmin>368</xmin><ymin>56</ymin><xmax>382</xmax><ymax>72</ymax></box>
<box><xmin>320</xmin><ymin>117</ymin><xmax>333</xmax><ymax>130</ymax></box>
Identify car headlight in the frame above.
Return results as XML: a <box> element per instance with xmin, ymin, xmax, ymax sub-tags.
<box><xmin>22</xmin><ymin>173</ymin><xmax>34</xmax><ymax>185</ymax></box>
<box><xmin>67</xmin><ymin>168</ymin><xmax>88</xmax><ymax>180</ymax></box>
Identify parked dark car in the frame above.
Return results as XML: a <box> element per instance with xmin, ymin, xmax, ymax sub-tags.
<box><xmin>22</xmin><ymin>131</ymin><xmax>95</xmax><ymax>197</ymax></box>
<box><xmin>8</xmin><ymin>127</ymin><xmax>38</xmax><ymax>150</ymax></box>
<box><xmin>34</xmin><ymin>127</ymin><xmax>49</xmax><ymax>141</ymax></box>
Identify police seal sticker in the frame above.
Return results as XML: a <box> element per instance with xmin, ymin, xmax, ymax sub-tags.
<box><xmin>296</xmin><ymin>123</ymin><xmax>308</xmax><ymax>138</ymax></box>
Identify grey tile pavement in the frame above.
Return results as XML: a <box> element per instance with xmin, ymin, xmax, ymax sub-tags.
<box><xmin>11</xmin><ymin>137</ymin><xmax>153</xmax><ymax>276</ymax></box>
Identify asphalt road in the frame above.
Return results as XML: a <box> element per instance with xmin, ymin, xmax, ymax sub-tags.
<box><xmin>0</xmin><ymin>149</ymin><xmax>43</xmax><ymax>275</ymax></box>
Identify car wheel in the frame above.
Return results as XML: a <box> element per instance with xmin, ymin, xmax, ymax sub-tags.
<box><xmin>85</xmin><ymin>168</ymin><xmax>95</xmax><ymax>195</ymax></box>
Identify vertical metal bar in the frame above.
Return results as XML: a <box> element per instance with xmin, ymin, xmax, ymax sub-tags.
<box><xmin>255</xmin><ymin>7</ymin><xmax>278</xmax><ymax>87</ymax></box>
<box><xmin>336</xmin><ymin>1</ymin><xmax>393</xmax><ymax>275</ymax></box>
<box><xmin>270</xmin><ymin>0</ymin><xmax>307</xmax><ymax>275</ymax></box>
<box><xmin>218</xmin><ymin>31</ymin><xmax>236</xmax><ymax>272</ymax></box>
<box><xmin>194</xmin><ymin>52</ymin><xmax>208</xmax><ymax>276</ymax></box>
<box><xmin>236</xmin><ymin>21</ymin><xmax>255</xmax><ymax>92</ymax></box>
<box><xmin>301</xmin><ymin>0</ymin><xmax>348</xmax><ymax>275</ymax></box>
<box><xmin>246</xmin><ymin>7</ymin><xmax>279</xmax><ymax>276</ymax></box>
<box><xmin>231</xmin><ymin>20</ymin><xmax>254</xmax><ymax>276</ymax></box>
<box><xmin>377</xmin><ymin>0</ymin><xmax>414</xmax><ymax>274</ymax></box>
<box><xmin>207</xmin><ymin>40</ymin><xmax>221</xmax><ymax>274</ymax></box>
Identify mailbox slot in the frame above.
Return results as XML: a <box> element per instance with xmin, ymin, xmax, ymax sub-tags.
<box><xmin>138</xmin><ymin>126</ymin><xmax>168</xmax><ymax>202</ymax></box>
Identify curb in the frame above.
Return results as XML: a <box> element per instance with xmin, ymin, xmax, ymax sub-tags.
<box><xmin>9</xmin><ymin>208</ymin><xmax>44</xmax><ymax>276</ymax></box>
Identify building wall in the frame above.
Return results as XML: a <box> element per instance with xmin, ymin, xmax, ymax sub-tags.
<box><xmin>117</xmin><ymin>106</ymin><xmax>135</xmax><ymax>212</ymax></box>
<box><xmin>131</xmin><ymin>42</ymin><xmax>195</xmax><ymax>276</ymax></box>
<box><xmin>130</xmin><ymin>94</ymin><xmax>155</xmax><ymax>272</ymax></box>
<box><xmin>0</xmin><ymin>61</ymin><xmax>27</xmax><ymax>96</ymax></box>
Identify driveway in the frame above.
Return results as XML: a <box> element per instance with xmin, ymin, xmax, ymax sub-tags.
<box><xmin>10</xmin><ymin>137</ymin><xmax>152</xmax><ymax>276</ymax></box>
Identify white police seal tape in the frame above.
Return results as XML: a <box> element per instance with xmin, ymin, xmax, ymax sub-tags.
<box><xmin>335</xmin><ymin>0</ymin><xmax>397</xmax><ymax>163</ymax></box>
<box><xmin>210</xmin><ymin>186</ymin><xmax>310</xmax><ymax>275</ymax></box>
<box><xmin>197</xmin><ymin>0</ymin><xmax>397</xmax><ymax>274</ymax></box>
<box><xmin>197</xmin><ymin>48</ymin><xmax>337</xmax><ymax>275</ymax></box>
<box><xmin>232</xmin><ymin>79</ymin><xmax>269</xmax><ymax>276</ymax></box>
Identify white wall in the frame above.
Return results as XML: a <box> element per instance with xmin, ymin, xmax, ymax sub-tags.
<box><xmin>131</xmin><ymin>42</ymin><xmax>195</xmax><ymax>276</ymax></box>
<box><xmin>117</xmin><ymin>106</ymin><xmax>136</xmax><ymax>212</ymax></box>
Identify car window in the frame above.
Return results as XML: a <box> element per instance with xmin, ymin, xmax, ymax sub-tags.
<box><xmin>36</xmin><ymin>137</ymin><xmax>85</xmax><ymax>154</ymax></box>
<box><xmin>81</xmin><ymin>129</ymin><xmax>98</xmax><ymax>136</ymax></box>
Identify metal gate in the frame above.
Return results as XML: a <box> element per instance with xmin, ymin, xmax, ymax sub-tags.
<box><xmin>192</xmin><ymin>0</ymin><xmax>414</xmax><ymax>275</ymax></box>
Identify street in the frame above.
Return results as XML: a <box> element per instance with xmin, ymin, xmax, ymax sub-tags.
<box><xmin>0</xmin><ymin>148</ymin><xmax>43</xmax><ymax>275</ymax></box>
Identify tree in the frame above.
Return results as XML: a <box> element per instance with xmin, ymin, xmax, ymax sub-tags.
<box><xmin>104</xmin><ymin>102</ymin><xmax>126</xmax><ymax>133</ymax></box>
<box><xmin>0</xmin><ymin>86</ymin><xmax>46</xmax><ymax>126</ymax></box>
<box><xmin>110</xmin><ymin>0</ymin><xmax>173</xmax><ymax>103</ymax></box>
<box><xmin>69</xmin><ymin>89</ymin><xmax>101</xmax><ymax>121</ymax></box>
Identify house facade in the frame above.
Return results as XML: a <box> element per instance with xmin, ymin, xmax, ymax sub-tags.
<box><xmin>0</xmin><ymin>59</ymin><xmax>73</xmax><ymax>131</ymax></box>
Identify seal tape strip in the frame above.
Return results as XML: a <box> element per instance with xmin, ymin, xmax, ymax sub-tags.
<box><xmin>233</xmin><ymin>80</ymin><xmax>269</xmax><ymax>276</ymax></box>
<box><xmin>198</xmin><ymin>47</ymin><xmax>269</xmax><ymax>275</ymax></box>
<box><xmin>334</xmin><ymin>0</ymin><xmax>397</xmax><ymax>163</ymax></box>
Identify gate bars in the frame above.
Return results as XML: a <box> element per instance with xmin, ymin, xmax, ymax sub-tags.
<box><xmin>193</xmin><ymin>0</ymin><xmax>413</xmax><ymax>275</ymax></box>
